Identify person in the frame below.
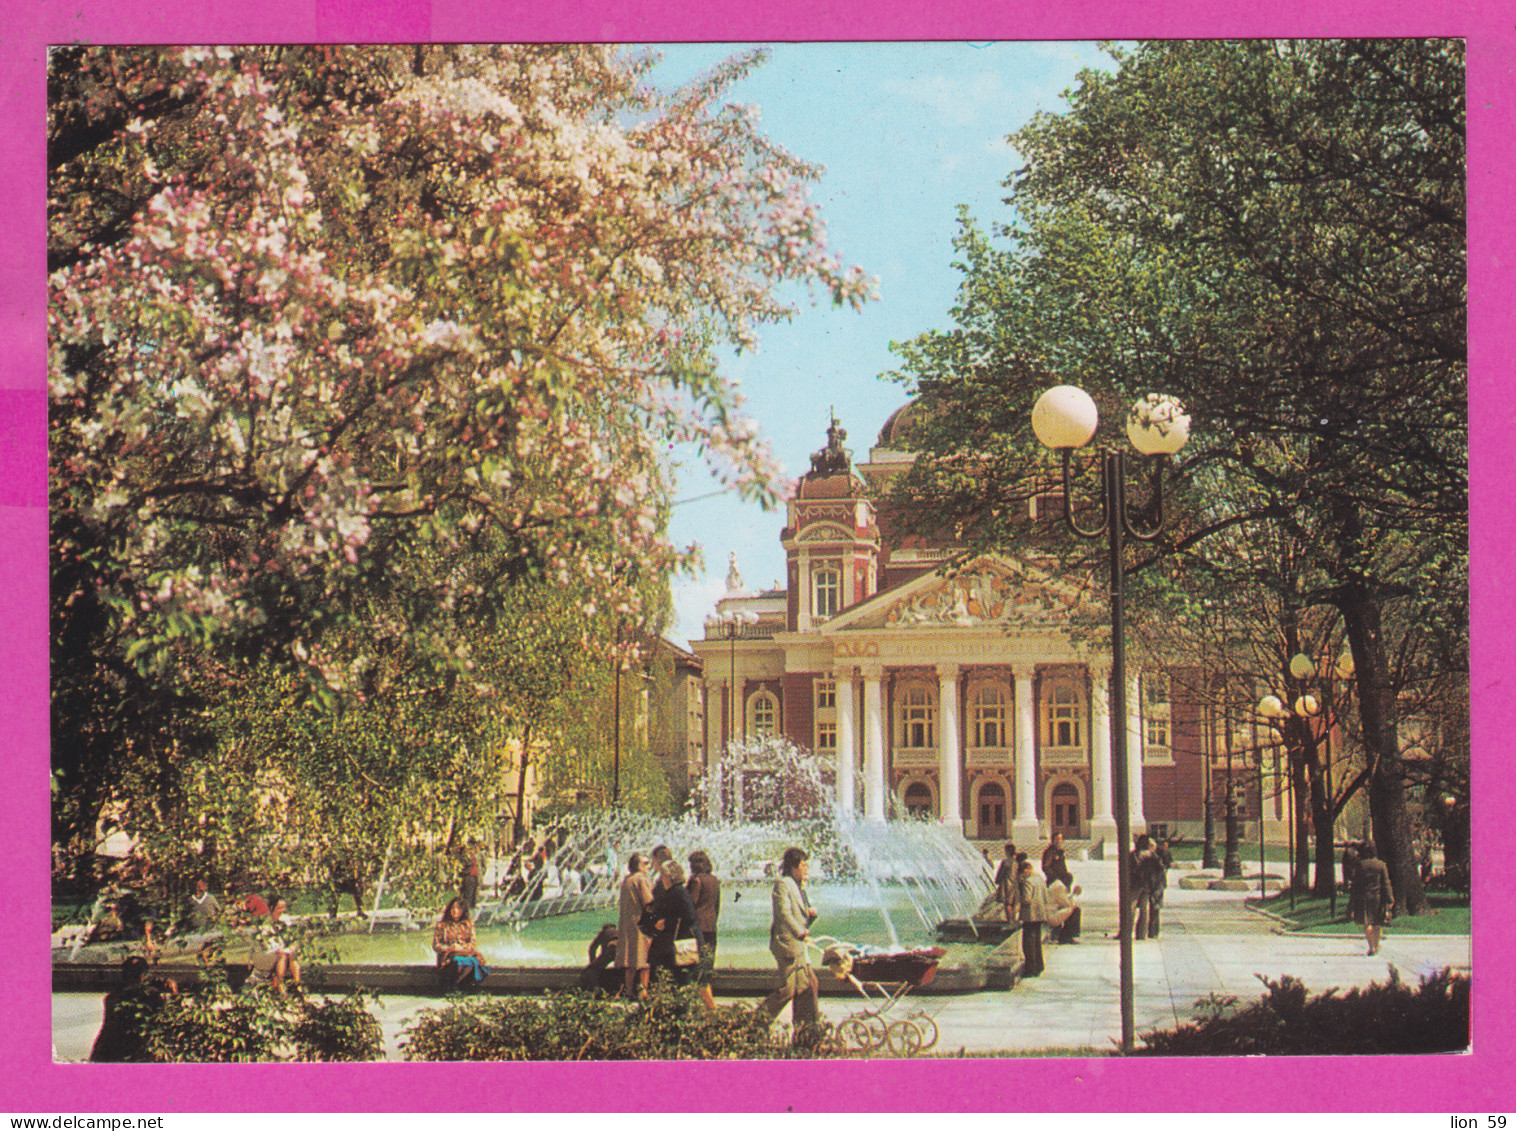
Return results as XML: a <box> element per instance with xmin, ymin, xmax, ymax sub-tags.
<box><xmin>1352</xmin><ymin>841</ymin><xmax>1396</xmax><ymax>956</ymax></box>
<box><xmin>433</xmin><ymin>896</ymin><xmax>489</xmax><ymax>992</ymax></box>
<box><xmin>236</xmin><ymin>891</ymin><xmax>271</xmax><ymax>924</ymax></box>
<box><xmin>1016</xmin><ymin>858</ymin><xmax>1050</xmax><ymax>977</ymax></box>
<box><xmin>182</xmin><ymin>878</ymin><xmax>221</xmax><ymax>934</ymax></box>
<box><xmin>327</xmin><ymin>854</ymin><xmax>367</xmax><ymax>919</ymax></box>
<box><xmin>1041</xmin><ymin>833</ymin><xmax>1073</xmax><ymax>888</ymax></box>
<box><xmin>615</xmin><ymin>852</ymin><xmax>655</xmax><ymax>998</ymax></box>
<box><xmin>1046</xmin><ymin>873</ymin><xmax>1083</xmax><ymax>944</ymax></box>
<box><xmin>250</xmin><ymin>896</ymin><xmax>301</xmax><ymax>995</ymax></box>
<box><xmin>1149</xmin><ymin>837</ymin><xmax>1172</xmax><ymax>938</ymax></box>
<box><xmin>1342</xmin><ymin>841</ymin><xmax>1363</xmax><ymax>923</ymax></box>
<box><xmin>643</xmin><ymin>859</ymin><xmax>706</xmax><ymax>989</ymax></box>
<box><xmin>114</xmin><ymin>887</ymin><xmax>159</xmax><ymax>959</ymax></box>
<box><xmin>1131</xmin><ymin>834</ymin><xmax>1161</xmax><ymax>940</ymax></box>
<box><xmin>89</xmin><ymin>956</ymin><xmax>177</xmax><ymax>1062</ymax></box>
<box><xmin>687</xmin><ymin>849</ymin><xmax>722</xmax><ymax>1010</ymax></box>
<box><xmin>650</xmin><ymin>844</ymin><xmax>673</xmax><ymax>872</ymax></box>
<box><xmin>580</xmin><ymin>922</ymin><xmax>620</xmax><ymax>991</ymax></box>
<box><xmin>760</xmin><ymin>847</ymin><xmax>820</xmax><ymax>1037</ymax></box>
<box><xmin>995</xmin><ymin>843</ymin><xmax>1019</xmax><ymax>925</ymax></box>
<box><xmin>89</xmin><ymin>903</ymin><xmax>126</xmax><ymax>943</ymax></box>
<box><xmin>459</xmin><ymin>840</ymin><xmax>481</xmax><ymax>913</ymax></box>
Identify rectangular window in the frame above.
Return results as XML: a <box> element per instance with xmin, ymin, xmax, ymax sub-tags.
<box><xmin>813</xmin><ymin>567</ymin><xmax>841</xmax><ymax>620</ymax></box>
<box><xmin>817</xmin><ymin>721</ymin><xmax>837</xmax><ymax>751</ymax></box>
<box><xmin>816</xmin><ymin>679</ymin><xmax>836</xmax><ymax>709</ymax></box>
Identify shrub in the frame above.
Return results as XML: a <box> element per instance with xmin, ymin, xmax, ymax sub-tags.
<box><xmin>401</xmin><ymin>984</ymin><xmax>842</xmax><ymax>1061</ymax></box>
<box><xmin>291</xmin><ymin>992</ymin><xmax>385</xmax><ymax>1062</ymax></box>
<box><xmin>129</xmin><ymin>969</ymin><xmax>384</xmax><ymax>1062</ymax></box>
<box><xmin>1132</xmin><ymin>967</ymin><xmax>1469</xmax><ymax>1056</ymax></box>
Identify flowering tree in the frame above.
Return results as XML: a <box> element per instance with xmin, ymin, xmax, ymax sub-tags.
<box><xmin>49</xmin><ymin>44</ymin><xmax>874</xmax><ymax>866</ymax></box>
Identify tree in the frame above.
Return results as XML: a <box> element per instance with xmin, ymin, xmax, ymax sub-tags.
<box><xmin>49</xmin><ymin>44</ymin><xmax>874</xmax><ymax>863</ymax></box>
<box><xmin>889</xmin><ymin>40</ymin><xmax>1464</xmax><ymax>913</ymax></box>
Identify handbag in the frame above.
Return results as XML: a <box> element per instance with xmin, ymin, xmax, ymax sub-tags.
<box><xmin>674</xmin><ymin>937</ymin><xmax>700</xmax><ymax>966</ymax></box>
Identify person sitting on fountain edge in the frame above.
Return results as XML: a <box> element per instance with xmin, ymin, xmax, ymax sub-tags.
<box><xmin>433</xmin><ymin>897</ymin><xmax>489</xmax><ymax>993</ymax></box>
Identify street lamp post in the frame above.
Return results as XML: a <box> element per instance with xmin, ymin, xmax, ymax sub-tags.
<box><xmin>705</xmin><ymin>609</ymin><xmax>758</xmax><ymax>750</ymax></box>
<box><xmin>1032</xmin><ymin>385</ymin><xmax>1191</xmax><ymax>1056</ymax></box>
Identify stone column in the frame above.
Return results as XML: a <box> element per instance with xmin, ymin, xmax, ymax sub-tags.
<box><xmin>1128</xmin><ymin>669</ymin><xmax>1146</xmax><ymax>834</ymax></box>
<box><xmin>936</xmin><ymin>664</ymin><xmax>962</xmax><ymax>830</ymax></box>
<box><xmin>1011</xmin><ymin>663</ymin><xmax>1041</xmax><ymax>845</ymax></box>
<box><xmin>835</xmin><ymin>672</ymin><xmax>857</xmax><ymax>817</ymax></box>
<box><xmin>1089</xmin><ymin>663</ymin><xmax>1118</xmax><ymax>846</ymax></box>
<box><xmin>862</xmin><ymin>667</ymin><xmax>886</xmax><ymax>822</ymax></box>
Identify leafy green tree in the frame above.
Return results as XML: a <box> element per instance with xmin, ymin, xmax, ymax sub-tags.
<box><xmin>890</xmin><ymin>40</ymin><xmax>1464</xmax><ymax>913</ymax></box>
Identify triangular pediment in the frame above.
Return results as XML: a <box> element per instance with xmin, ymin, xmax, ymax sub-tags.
<box><xmin>822</xmin><ymin>555</ymin><xmax>1099</xmax><ymax>633</ymax></box>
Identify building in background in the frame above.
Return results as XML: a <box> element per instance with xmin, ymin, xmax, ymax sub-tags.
<box><xmin>692</xmin><ymin>409</ymin><xmax>1319</xmax><ymax>851</ymax></box>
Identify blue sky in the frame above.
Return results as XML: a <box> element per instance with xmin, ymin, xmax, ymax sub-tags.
<box><xmin>646</xmin><ymin>42</ymin><xmax>1118</xmax><ymax>644</ymax></box>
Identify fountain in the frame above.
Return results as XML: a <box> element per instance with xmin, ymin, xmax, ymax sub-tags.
<box><xmin>52</xmin><ymin>737</ymin><xmax>995</xmax><ymax>990</ymax></box>
<box><xmin>328</xmin><ymin>736</ymin><xmax>993</xmax><ymax>970</ymax></box>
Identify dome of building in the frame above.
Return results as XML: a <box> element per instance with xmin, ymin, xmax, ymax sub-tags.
<box><xmin>877</xmin><ymin>399</ymin><xmax>930</xmax><ymax>449</ymax></box>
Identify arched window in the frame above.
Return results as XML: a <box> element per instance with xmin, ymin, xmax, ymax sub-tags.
<box><xmin>1042</xmin><ymin>677</ymin><xmax>1084</xmax><ymax>749</ymax></box>
<box><xmin>897</xmin><ymin>682</ymin><xmax>935</xmax><ymax>749</ymax></box>
<box><xmin>749</xmin><ymin>691</ymin><xmax>778</xmax><ymax>737</ymax></box>
<box><xmin>971</xmin><ymin>685</ymin><xmax>1008</xmax><ymax>748</ymax></box>
<box><xmin>813</xmin><ymin>566</ymin><xmax>841</xmax><ymax>620</ymax></box>
<box><xmin>903</xmin><ymin>780</ymin><xmax>935</xmax><ymax>819</ymax></box>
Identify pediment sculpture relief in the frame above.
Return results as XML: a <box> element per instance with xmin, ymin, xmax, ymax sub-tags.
<box><xmin>883</xmin><ymin>568</ymin><xmax>1082</xmax><ymax>628</ymax></box>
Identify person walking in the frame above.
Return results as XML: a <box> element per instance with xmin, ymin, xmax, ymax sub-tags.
<box><xmin>615</xmin><ymin>852</ymin><xmax>655</xmax><ymax>998</ymax></box>
<box><xmin>760</xmin><ymin>847</ymin><xmax>820</xmax><ymax>1036</ymax></box>
<box><xmin>1016</xmin><ymin>857</ymin><xmax>1050</xmax><ymax>977</ymax></box>
<box><xmin>1352</xmin><ymin>841</ymin><xmax>1396</xmax><ymax>956</ymax></box>
<box><xmin>1342</xmin><ymin>841</ymin><xmax>1364</xmax><ymax>924</ymax></box>
<box><xmin>687</xmin><ymin>849</ymin><xmax>721</xmax><ymax>1010</ymax></box>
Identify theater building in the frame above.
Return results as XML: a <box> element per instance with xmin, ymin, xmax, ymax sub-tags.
<box><xmin>692</xmin><ymin>408</ymin><xmax>1283</xmax><ymax>850</ymax></box>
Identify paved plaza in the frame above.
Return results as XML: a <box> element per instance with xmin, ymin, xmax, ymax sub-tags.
<box><xmin>51</xmin><ymin>859</ymin><xmax>1471</xmax><ymax>1060</ymax></box>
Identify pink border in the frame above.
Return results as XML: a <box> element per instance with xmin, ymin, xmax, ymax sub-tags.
<box><xmin>3</xmin><ymin>0</ymin><xmax>1507</xmax><ymax>1112</ymax></box>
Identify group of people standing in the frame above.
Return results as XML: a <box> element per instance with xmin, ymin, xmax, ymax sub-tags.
<box><xmin>613</xmin><ymin>845</ymin><xmax>720</xmax><ymax>1009</ymax></box>
<box><xmin>994</xmin><ymin>833</ymin><xmax>1085</xmax><ymax>978</ymax></box>
<box><xmin>1129</xmin><ymin>834</ymin><xmax>1172</xmax><ymax>941</ymax></box>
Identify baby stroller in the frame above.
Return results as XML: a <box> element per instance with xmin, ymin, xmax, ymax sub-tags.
<box><xmin>809</xmin><ymin>936</ymin><xmax>945</xmax><ymax>1056</ymax></box>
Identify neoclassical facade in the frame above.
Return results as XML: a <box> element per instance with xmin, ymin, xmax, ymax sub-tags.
<box><xmin>692</xmin><ymin>410</ymin><xmax>1272</xmax><ymax>847</ymax></box>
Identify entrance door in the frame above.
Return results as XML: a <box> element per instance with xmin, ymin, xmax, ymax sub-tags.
<box><xmin>1050</xmin><ymin>782</ymin><xmax>1081</xmax><ymax>840</ymax></box>
<box><xmin>977</xmin><ymin>782</ymin><xmax>1006</xmax><ymax>840</ymax></box>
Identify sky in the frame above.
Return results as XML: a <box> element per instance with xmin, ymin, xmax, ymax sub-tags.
<box><xmin>643</xmin><ymin>42</ymin><xmax>1119</xmax><ymax>647</ymax></box>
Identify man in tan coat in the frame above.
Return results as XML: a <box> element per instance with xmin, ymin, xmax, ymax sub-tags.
<box><xmin>761</xmin><ymin>847</ymin><xmax>820</xmax><ymax>1029</ymax></box>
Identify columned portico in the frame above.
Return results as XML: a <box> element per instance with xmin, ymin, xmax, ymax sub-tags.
<box><xmin>1011</xmin><ymin>663</ymin><xmax>1041</xmax><ymax>845</ymax></box>
<box><xmin>1089</xmin><ymin>663</ymin><xmax>1118</xmax><ymax>846</ymax></box>
<box><xmin>835</xmin><ymin>672</ymin><xmax>857</xmax><ymax>816</ymax></box>
<box><xmin>862</xmin><ymin>666</ymin><xmax>886</xmax><ymax>821</ymax></box>
<box><xmin>936</xmin><ymin>664</ymin><xmax>962</xmax><ymax>830</ymax></box>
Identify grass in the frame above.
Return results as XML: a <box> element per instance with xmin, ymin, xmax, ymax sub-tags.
<box><xmin>1251</xmin><ymin>888</ymin><xmax>1470</xmax><ymax>935</ymax></box>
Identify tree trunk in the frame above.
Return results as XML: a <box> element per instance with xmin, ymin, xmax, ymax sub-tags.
<box><xmin>1340</xmin><ymin>587</ymin><xmax>1427</xmax><ymax>914</ymax></box>
<box><xmin>514</xmin><ymin>723</ymin><xmax>532</xmax><ymax>845</ymax></box>
<box><xmin>1306</xmin><ymin>743</ymin><xmax>1337</xmax><ymax>897</ymax></box>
